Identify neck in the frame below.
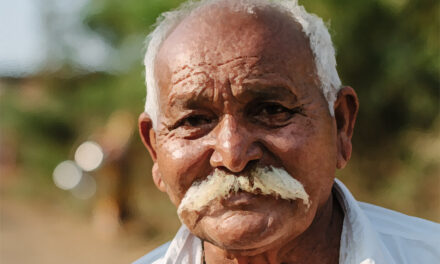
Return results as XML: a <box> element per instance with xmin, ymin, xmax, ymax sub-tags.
<box><xmin>203</xmin><ymin>190</ymin><xmax>344</xmax><ymax>264</ymax></box>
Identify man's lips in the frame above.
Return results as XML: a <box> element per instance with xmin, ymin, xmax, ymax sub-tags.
<box><xmin>186</xmin><ymin>193</ymin><xmax>263</xmax><ymax>227</ymax></box>
<box><xmin>188</xmin><ymin>191</ymin><xmax>296</xmax><ymax>228</ymax></box>
<box><xmin>219</xmin><ymin>191</ymin><xmax>262</xmax><ymax>209</ymax></box>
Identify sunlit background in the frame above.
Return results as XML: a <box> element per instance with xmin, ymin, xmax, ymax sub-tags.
<box><xmin>0</xmin><ymin>0</ymin><xmax>438</xmax><ymax>263</ymax></box>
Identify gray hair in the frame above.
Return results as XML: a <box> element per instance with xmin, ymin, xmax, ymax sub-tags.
<box><xmin>144</xmin><ymin>0</ymin><xmax>341</xmax><ymax>130</ymax></box>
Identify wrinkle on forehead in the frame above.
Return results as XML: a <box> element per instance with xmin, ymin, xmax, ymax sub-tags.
<box><xmin>167</xmin><ymin>59</ymin><xmax>302</xmax><ymax>108</ymax></box>
<box><xmin>170</xmin><ymin>56</ymin><xmax>260</xmax><ymax>87</ymax></box>
<box><xmin>167</xmin><ymin>56</ymin><xmax>261</xmax><ymax>106</ymax></box>
<box><xmin>155</xmin><ymin>2</ymin><xmax>320</xmax><ymax>120</ymax></box>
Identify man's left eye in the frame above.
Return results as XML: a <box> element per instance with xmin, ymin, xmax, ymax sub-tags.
<box><xmin>249</xmin><ymin>102</ymin><xmax>301</xmax><ymax>127</ymax></box>
<box><xmin>260</xmin><ymin>104</ymin><xmax>289</xmax><ymax>115</ymax></box>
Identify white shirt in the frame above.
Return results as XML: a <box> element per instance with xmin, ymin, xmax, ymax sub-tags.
<box><xmin>133</xmin><ymin>179</ymin><xmax>440</xmax><ymax>264</ymax></box>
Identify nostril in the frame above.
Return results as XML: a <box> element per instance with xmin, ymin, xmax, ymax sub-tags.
<box><xmin>244</xmin><ymin>160</ymin><xmax>259</xmax><ymax>172</ymax></box>
<box><xmin>216</xmin><ymin>160</ymin><xmax>260</xmax><ymax>176</ymax></box>
<box><xmin>216</xmin><ymin>166</ymin><xmax>237</xmax><ymax>175</ymax></box>
<box><xmin>216</xmin><ymin>166</ymin><xmax>243</xmax><ymax>176</ymax></box>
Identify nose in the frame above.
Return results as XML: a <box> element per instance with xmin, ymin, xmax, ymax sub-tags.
<box><xmin>210</xmin><ymin>115</ymin><xmax>263</xmax><ymax>172</ymax></box>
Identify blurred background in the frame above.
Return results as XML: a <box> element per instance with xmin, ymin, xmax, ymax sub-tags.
<box><xmin>0</xmin><ymin>0</ymin><xmax>438</xmax><ymax>263</ymax></box>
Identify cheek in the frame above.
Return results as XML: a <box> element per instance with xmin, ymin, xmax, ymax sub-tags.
<box><xmin>263</xmin><ymin>119</ymin><xmax>331</xmax><ymax>163</ymax></box>
<box><xmin>156</xmin><ymin>137</ymin><xmax>212</xmax><ymax>203</ymax></box>
<box><xmin>262</xmin><ymin>118</ymin><xmax>337</xmax><ymax>201</ymax></box>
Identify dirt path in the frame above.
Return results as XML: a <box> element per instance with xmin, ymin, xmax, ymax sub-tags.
<box><xmin>0</xmin><ymin>197</ymin><xmax>157</xmax><ymax>264</ymax></box>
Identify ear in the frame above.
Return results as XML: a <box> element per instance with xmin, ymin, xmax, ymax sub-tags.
<box><xmin>138</xmin><ymin>112</ymin><xmax>166</xmax><ymax>192</ymax></box>
<box><xmin>334</xmin><ymin>86</ymin><xmax>359</xmax><ymax>169</ymax></box>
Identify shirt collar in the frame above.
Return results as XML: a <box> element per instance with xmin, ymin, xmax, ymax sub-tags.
<box><xmin>334</xmin><ymin>179</ymin><xmax>396</xmax><ymax>264</ymax></box>
<box><xmin>159</xmin><ymin>225</ymin><xmax>202</xmax><ymax>264</ymax></box>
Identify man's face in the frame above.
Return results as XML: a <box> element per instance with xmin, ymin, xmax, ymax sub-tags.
<box><xmin>146</xmin><ymin>7</ymin><xmax>339</xmax><ymax>253</ymax></box>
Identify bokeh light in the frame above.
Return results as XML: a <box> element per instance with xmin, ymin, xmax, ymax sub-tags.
<box><xmin>71</xmin><ymin>173</ymin><xmax>97</xmax><ymax>200</ymax></box>
<box><xmin>74</xmin><ymin>141</ymin><xmax>104</xmax><ymax>172</ymax></box>
<box><xmin>52</xmin><ymin>160</ymin><xmax>82</xmax><ymax>190</ymax></box>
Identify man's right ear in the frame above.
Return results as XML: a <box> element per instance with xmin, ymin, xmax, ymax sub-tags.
<box><xmin>138</xmin><ymin>112</ymin><xmax>166</xmax><ymax>192</ymax></box>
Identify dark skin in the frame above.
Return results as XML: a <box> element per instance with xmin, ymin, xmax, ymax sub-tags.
<box><xmin>139</xmin><ymin>3</ymin><xmax>358</xmax><ymax>264</ymax></box>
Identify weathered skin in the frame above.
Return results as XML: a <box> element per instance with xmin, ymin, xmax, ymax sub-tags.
<box><xmin>139</xmin><ymin>3</ymin><xmax>359</xmax><ymax>264</ymax></box>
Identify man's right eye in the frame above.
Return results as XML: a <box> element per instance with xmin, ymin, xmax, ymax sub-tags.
<box><xmin>171</xmin><ymin>114</ymin><xmax>217</xmax><ymax>139</ymax></box>
<box><xmin>177</xmin><ymin>115</ymin><xmax>214</xmax><ymax>128</ymax></box>
<box><xmin>183</xmin><ymin>115</ymin><xmax>212</xmax><ymax>127</ymax></box>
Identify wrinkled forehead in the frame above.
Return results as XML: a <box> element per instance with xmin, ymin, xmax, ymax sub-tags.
<box><xmin>155</xmin><ymin>3</ymin><xmax>316</xmax><ymax>96</ymax></box>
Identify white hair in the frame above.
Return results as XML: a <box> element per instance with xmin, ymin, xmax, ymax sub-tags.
<box><xmin>177</xmin><ymin>166</ymin><xmax>310</xmax><ymax>221</ymax></box>
<box><xmin>144</xmin><ymin>0</ymin><xmax>341</xmax><ymax>130</ymax></box>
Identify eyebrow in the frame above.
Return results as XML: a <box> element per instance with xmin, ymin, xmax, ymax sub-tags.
<box><xmin>168</xmin><ymin>86</ymin><xmax>212</xmax><ymax>108</ymax></box>
<box><xmin>166</xmin><ymin>80</ymin><xmax>216</xmax><ymax>120</ymax></box>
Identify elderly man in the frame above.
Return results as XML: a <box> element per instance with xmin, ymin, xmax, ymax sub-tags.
<box><xmin>136</xmin><ymin>0</ymin><xmax>439</xmax><ymax>263</ymax></box>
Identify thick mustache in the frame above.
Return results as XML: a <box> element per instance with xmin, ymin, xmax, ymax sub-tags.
<box><xmin>177</xmin><ymin>166</ymin><xmax>310</xmax><ymax>217</ymax></box>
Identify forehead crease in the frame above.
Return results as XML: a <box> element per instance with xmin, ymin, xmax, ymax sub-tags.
<box><xmin>171</xmin><ymin>68</ymin><xmax>210</xmax><ymax>87</ymax></box>
<box><xmin>167</xmin><ymin>80</ymin><xmax>214</xmax><ymax>107</ymax></box>
<box><xmin>215</xmin><ymin>55</ymin><xmax>260</xmax><ymax>68</ymax></box>
<box><xmin>167</xmin><ymin>64</ymin><xmax>211</xmax><ymax>107</ymax></box>
<box><xmin>170</xmin><ymin>55</ymin><xmax>260</xmax><ymax>76</ymax></box>
<box><xmin>167</xmin><ymin>55</ymin><xmax>261</xmax><ymax>98</ymax></box>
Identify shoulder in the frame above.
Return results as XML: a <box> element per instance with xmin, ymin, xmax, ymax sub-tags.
<box><xmin>359</xmin><ymin>201</ymin><xmax>440</xmax><ymax>262</ymax></box>
<box><xmin>132</xmin><ymin>242</ymin><xmax>171</xmax><ymax>264</ymax></box>
<box><xmin>359</xmin><ymin>202</ymin><xmax>440</xmax><ymax>241</ymax></box>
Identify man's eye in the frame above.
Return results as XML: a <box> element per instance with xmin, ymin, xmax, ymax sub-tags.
<box><xmin>250</xmin><ymin>102</ymin><xmax>301</xmax><ymax>127</ymax></box>
<box><xmin>179</xmin><ymin>115</ymin><xmax>213</xmax><ymax>127</ymax></box>
<box><xmin>260</xmin><ymin>104</ymin><xmax>289</xmax><ymax>115</ymax></box>
<box><xmin>169</xmin><ymin>114</ymin><xmax>216</xmax><ymax>139</ymax></box>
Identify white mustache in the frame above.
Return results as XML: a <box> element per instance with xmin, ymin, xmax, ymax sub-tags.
<box><xmin>177</xmin><ymin>166</ymin><xmax>310</xmax><ymax>216</ymax></box>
